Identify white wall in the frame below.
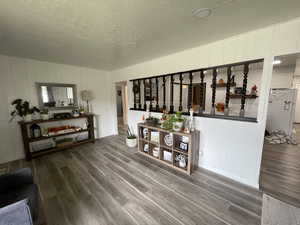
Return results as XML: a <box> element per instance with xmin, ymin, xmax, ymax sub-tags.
<box><xmin>0</xmin><ymin>55</ymin><xmax>116</xmax><ymax>164</ymax></box>
<box><xmin>111</xmin><ymin>17</ymin><xmax>300</xmax><ymax>188</ymax></box>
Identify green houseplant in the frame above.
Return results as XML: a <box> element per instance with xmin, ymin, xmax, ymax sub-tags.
<box><xmin>173</xmin><ymin>112</ymin><xmax>185</xmax><ymax>131</ymax></box>
<box><xmin>10</xmin><ymin>99</ymin><xmax>40</xmax><ymax>122</ymax></box>
<box><xmin>126</xmin><ymin>127</ymin><xmax>137</xmax><ymax>148</ymax></box>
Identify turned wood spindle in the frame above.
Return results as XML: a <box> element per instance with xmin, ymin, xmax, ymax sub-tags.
<box><xmin>188</xmin><ymin>72</ymin><xmax>193</xmax><ymax>111</ymax></box>
<box><xmin>133</xmin><ymin>81</ymin><xmax>137</xmax><ymax>109</ymax></box>
<box><xmin>199</xmin><ymin>70</ymin><xmax>205</xmax><ymax>113</ymax></box>
<box><xmin>149</xmin><ymin>78</ymin><xmax>153</xmax><ymax>111</ymax></box>
<box><xmin>155</xmin><ymin>77</ymin><xmax>159</xmax><ymax>111</ymax></box>
<box><xmin>138</xmin><ymin>80</ymin><xmax>142</xmax><ymax>109</ymax></box>
<box><xmin>179</xmin><ymin>73</ymin><xmax>183</xmax><ymax>111</ymax></box>
<box><xmin>211</xmin><ymin>69</ymin><xmax>217</xmax><ymax>114</ymax></box>
<box><xmin>163</xmin><ymin>76</ymin><xmax>166</xmax><ymax>110</ymax></box>
<box><xmin>225</xmin><ymin>66</ymin><xmax>232</xmax><ymax>115</ymax></box>
<box><xmin>170</xmin><ymin>75</ymin><xmax>174</xmax><ymax>113</ymax></box>
<box><xmin>143</xmin><ymin>79</ymin><xmax>147</xmax><ymax>110</ymax></box>
<box><xmin>240</xmin><ymin>63</ymin><xmax>249</xmax><ymax>117</ymax></box>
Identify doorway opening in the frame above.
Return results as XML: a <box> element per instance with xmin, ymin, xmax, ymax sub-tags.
<box><xmin>265</xmin><ymin>53</ymin><xmax>300</xmax><ymax>140</ymax></box>
<box><xmin>115</xmin><ymin>81</ymin><xmax>128</xmax><ymax>135</ymax></box>
<box><xmin>259</xmin><ymin>52</ymin><xmax>300</xmax><ymax>207</ymax></box>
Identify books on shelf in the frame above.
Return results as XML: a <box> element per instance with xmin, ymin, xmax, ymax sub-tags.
<box><xmin>150</xmin><ymin>131</ymin><xmax>159</xmax><ymax>143</ymax></box>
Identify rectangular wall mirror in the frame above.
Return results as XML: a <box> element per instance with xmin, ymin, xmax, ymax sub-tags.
<box><xmin>36</xmin><ymin>82</ymin><xmax>78</xmax><ymax>110</ymax></box>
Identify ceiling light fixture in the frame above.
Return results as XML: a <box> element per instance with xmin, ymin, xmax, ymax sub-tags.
<box><xmin>273</xmin><ymin>60</ymin><xmax>282</xmax><ymax>65</ymax></box>
<box><xmin>192</xmin><ymin>8</ymin><xmax>212</xmax><ymax>19</ymax></box>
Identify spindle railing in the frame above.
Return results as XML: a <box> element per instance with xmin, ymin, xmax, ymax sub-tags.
<box><xmin>130</xmin><ymin>58</ymin><xmax>263</xmax><ymax>122</ymax></box>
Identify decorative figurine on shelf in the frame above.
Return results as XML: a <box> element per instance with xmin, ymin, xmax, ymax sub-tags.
<box><xmin>251</xmin><ymin>85</ymin><xmax>258</xmax><ymax>95</ymax></box>
<box><xmin>216</xmin><ymin>102</ymin><xmax>225</xmax><ymax>112</ymax></box>
<box><xmin>189</xmin><ymin>108</ymin><xmax>195</xmax><ymax>133</ymax></box>
<box><xmin>72</xmin><ymin>109</ymin><xmax>80</xmax><ymax>117</ymax></box>
<box><xmin>218</xmin><ymin>78</ymin><xmax>224</xmax><ymax>84</ymax></box>
<box><xmin>175</xmin><ymin>154</ymin><xmax>187</xmax><ymax>168</ymax></box>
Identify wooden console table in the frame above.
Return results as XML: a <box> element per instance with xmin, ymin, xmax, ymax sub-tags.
<box><xmin>19</xmin><ymin>114</ymin><xmax>95</xmax><ymax>160</ymax></box>
<box><xmin>137</xmin><ymin>123</ymin><xmax>199</xmax><ymax>175</ymax></box>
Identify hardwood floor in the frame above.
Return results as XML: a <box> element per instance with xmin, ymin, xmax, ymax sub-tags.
<box><xmin>260</xmin><ymin>124</ymin><xmax>300</xmax><ymax>208</ymax></box>
<box><xmin>0</xmin><ymin>134</ymin><xmax>262</xmax><ymax>225</ymax></box>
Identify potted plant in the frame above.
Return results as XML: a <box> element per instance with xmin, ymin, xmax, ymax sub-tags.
<box><xmin>145</xmin><ymin>116</ymin><xmax>160</xmax><ymax>126</ymax></box>
<box><xmin>10</xmin><ymin>99</ymin><xmax>40</xmax><ymax>122</ymax></box>
<box><xmin>173</xmin><ymin>111</ymin><xmax>185</xmax><ymax>132</ymax></box>
<box><xmin>40</xmin><ymin>108</ymin><xmax>49</xmax><ymax>120</ymax></box>
<box><xmin>126</xmin><ymin>127</ymin><xmax>137</xmax><ymax>148</ymax></box>
<box><xmin>175</xmin><ymin>154</ymin><xmax>187</xmax><ymax>168</ymax></box>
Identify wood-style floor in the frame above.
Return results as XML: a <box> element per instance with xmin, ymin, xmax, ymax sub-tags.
<box><xmin>260</xmin><ymin>124</ymin><xmax>300</xmax><ymax>208</ymax></box>
<box><xmin>0</xmin><ymin>134</ymin><xmax>262</xmax><ymax>225</ymax></box>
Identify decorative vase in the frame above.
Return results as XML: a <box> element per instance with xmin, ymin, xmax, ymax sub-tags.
<box><xmin>173</xmin><ymin>122</ymin><xmax>183</xmax><ymax>132</ymax></box>
<box><xmin>30</xmin><ymin>123</ymin><xmax>41</xmax><ymax>138</ymax></box>
<box><xmin>179</xmin><ymin>159</ymin><xmax>186</xmax><ymax>168</ymax></box>
<box><xmin>152</xmin><ymin>147</ymin><xmax>159</xmax><ymax>158</ymax></box>
<box><xmin>41</xmin><ymin>114</ymin><xmax>49</xmax><ymax>120</ymax></box>
<box><xmin>126</xmin><ymin>138</ymin><xmax>137</xmax><ymax>148</ymax></box>
<box><xmin>24</xmin><ymin>114</ymin><xmax>32</xmax><ymax>122</ymax></box>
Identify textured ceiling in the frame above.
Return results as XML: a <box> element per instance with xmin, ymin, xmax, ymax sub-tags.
<box><xmin>0</xmin><ymin>0</ymin><xmax>300</xmax><ymax>70</ymax></box>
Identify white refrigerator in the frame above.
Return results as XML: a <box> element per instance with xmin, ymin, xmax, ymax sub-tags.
<box><xmin>266</xmin><ymin>88</ymin><xmax>297</xmax><ymax>136</ymax></box>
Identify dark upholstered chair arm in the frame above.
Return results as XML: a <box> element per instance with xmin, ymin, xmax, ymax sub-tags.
<box><xmin>0</xmin><ymin>168</ymin><xmax>34</xmax><ymax>193</ymax></box>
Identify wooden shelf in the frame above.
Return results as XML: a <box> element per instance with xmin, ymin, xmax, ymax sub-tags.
<box><xmin>160</xmin><ymin>145</ymin><xmax>172</xmax><ymax>151</ymax></box>
<box><xmin>137</xmin><ymin>123</ymin><xmax>199</xmax><ymax>175</ymax></box>
<box><xmin>173</xmin><ymin>148</ymin><xmax>189</xmax><ymax>155</ymax></box>
<box><xmin>149</xmin><ymin>140</ymin><xmax>159</xmax><ymax>145</ymax></box>
<box><xmin>139</xmin><ymin>138</ymin><xmax>148</xmax><ymax>142</ymax></box>
<box><xmin>29</xmin><ymin>129</ymin><xmax>90</xmax><ymax>143</ymax></box>
<box><xmin>211</xmin><ymin>82</ymin><xmax>236</xmax><ymax>88</ymax></box>
<box><xmin>229</xmin><ymin>94</ymin><xmax>258</xmax><ymax>99</ymax></box>
<box><xmin>31</xmin><ymin>139</ymin><xmax>94</xmax><ymax>158</ymax></box>
<box><xmin>20</xmin><ymin>114</ymin><xmax>95</xmax><ymax>160</ymax></box>
<box><xmin>19</xmin><ymin>114</ymin><xmax>92</xmax><ymax>125</ymax></box>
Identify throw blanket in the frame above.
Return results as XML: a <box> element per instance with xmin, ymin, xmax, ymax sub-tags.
<box><xmin>0</xmin><ymin>200</ymin><xmax>33</xmax><ymax>225</ymax></box>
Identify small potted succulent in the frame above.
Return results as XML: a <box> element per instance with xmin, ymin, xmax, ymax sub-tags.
<box><xmin>10</xmin><ymin>99</ymin><xmax>40</xmax><ymax>122</ymax></box>
<box><xmin>175</xmin><ymin>154</ymin><xmax>187</xmax><ymax>168</ymax></box>
<box><xmin>173</xmin><ymin>111</ymin><xmax>185</xmax><ymax>132</ymax></box>
<box><xmin>126</xmin><ymin>127</ymin><xmax>137</xmax><ymax>148</ymax></box>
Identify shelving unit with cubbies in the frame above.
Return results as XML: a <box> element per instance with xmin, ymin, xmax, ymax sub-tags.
<box><xmin>137</xmin><ymin>123</ymin><xmax>199</xmax><ymax>175</ymax></box>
